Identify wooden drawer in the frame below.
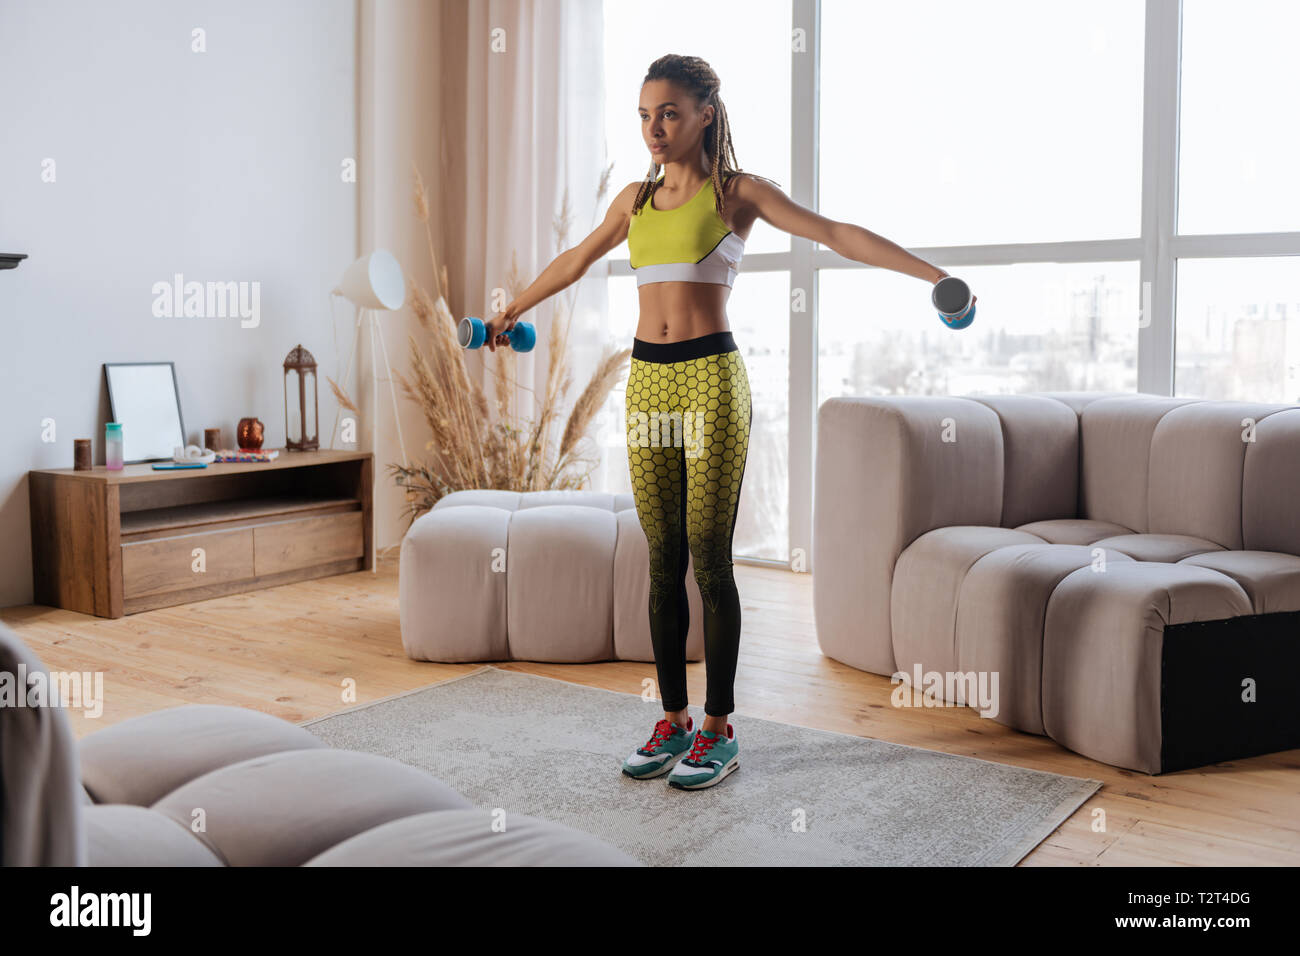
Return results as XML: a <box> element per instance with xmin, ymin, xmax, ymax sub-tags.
<box><xmin>31</xmin><ymin>450</ymin><xmax>372</xmax><ymax>618</ymax></box>
<box><xmin>254</xmin><ymin>511</ymin><xmax>364</xmax><ymax>575</ymax></box>
<box><xmin>121</xmin><ymin>528</ymin><xmax>255</xmax><ymax>599</ymax></box>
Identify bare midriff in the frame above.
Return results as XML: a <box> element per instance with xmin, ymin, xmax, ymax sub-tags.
<box><xmin>634</xmin><ymin>282</ymin><xmax>733</xmax><ymax>342</ymax></box>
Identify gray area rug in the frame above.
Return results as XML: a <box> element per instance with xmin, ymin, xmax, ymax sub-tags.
<box><xmin>302</xmin><ymin>666</ymin><xmax>1101</xmax><ymax>866</ymax></box>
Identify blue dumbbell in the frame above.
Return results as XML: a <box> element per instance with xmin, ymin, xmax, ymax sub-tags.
<box><xmin>933</xmin><ymin>276</ymin><xmax>976</xmax><ymax>330</ymax></box>
<box><xmin>457</xmin><ymin>316</ymin><xmax>536</xmax><ymax>352</ymax></box>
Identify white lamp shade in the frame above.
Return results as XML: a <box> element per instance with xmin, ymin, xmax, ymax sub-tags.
<box><xmin>333</xmin><ymin>249</ymin><xmax>406</xmax><ymax>311</ymax></box>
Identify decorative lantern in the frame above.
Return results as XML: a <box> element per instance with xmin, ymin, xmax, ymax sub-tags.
<box><xmin>283</xmin><ymin>344</ymin><xmax>319</xmax><ymax>451</ymax></box>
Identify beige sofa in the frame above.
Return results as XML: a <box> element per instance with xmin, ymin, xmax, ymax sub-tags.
<box><xmin>813</xmin><ymin>391</ymin><xmax>1300</xmax><ymax>774</ymax></box>
<box><xmin>0</xmin><ymin>622</ymin><xmax>638</xmax><ymax>866</ymax></box>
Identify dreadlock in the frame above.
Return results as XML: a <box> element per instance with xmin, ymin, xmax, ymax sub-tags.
<box><xmin>632</xmin><ymin>54</ymin><xmax>782</xmax><ymax>218</ymax></box>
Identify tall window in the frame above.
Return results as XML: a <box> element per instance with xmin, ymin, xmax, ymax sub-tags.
<box><xmin>1173</xmin><ymin>0</ymin><xmax>1300</xmax><ymax>402</ymax></box>
<box><xmin>599</xmin><ymin>0</ymin><xmax>1300</xmax><ymax>569</ymax></box>
<box><xmin>819</xmin><ymin>0</ymin><xmax>1145</xmax><ymax>400</ymax></box>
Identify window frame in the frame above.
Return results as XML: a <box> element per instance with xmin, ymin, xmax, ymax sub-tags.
<box><xmin>603</xmin><ymin>0</ymin><xmax>1300</xmax><ymax>572</ymax></box>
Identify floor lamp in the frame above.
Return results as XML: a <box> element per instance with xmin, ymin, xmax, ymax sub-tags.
<box><xmin>331</xmin><ymin>249</ymin><xmax>408</xmax><ymax>573</ymax></box>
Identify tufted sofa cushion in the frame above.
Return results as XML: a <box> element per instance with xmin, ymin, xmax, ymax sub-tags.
<box><xmin>890</xmin><ymin>526</ymin><xmax>1048</xmax><ymax>676</ymax></box>
<box><xmin>1077</xmin><ymin>395</ymin><xmax>1202</xmax><ymax>532</ymax></box>
<box><xmin>303</xmin><ymin>809</ymin><xmax>639</xmax><ymax>867</ymax></box>
<box><xmin>150</xmin><ymin>749</ymin><xmax>473</xmax><ymax>866</ymax></box>
<box><xmin>1241</xmin><ymin>407</ymin><xmax>1300</xmax><ymax>555</ymax></box>
<box><xmin>1178</xmin><ymin>550</ymin><xmax>1300</xmax><ymax>614</ymax></box>
<box><xmin>1087</xmin><ymin>533</ymin><xmax>1225</xmax><ymax>563</ymax></box>
<box><xmin>953</xmin><ymin>543</ymin><xmax>1137</xmax><ymax>735</ymax></box>
<box><xmin>966</xmin><ymin>394</ymin><xmax>1081</xmax><ymax>528</ymax></box>
<box><xmin>79</xmin><ymin>704</ymin><xmax>328</xmax><ymax>806</ymax></box>
<box><xmin>399</xmin><ymin>488</ymin><xmax>706</xmax><ymax>663</ymax></box>
<box><xmin>1146</xmin><ymin>401</ymin><xmax>1295</xmax><ymax>548</ymax></box>
<box><xmin>83</xmin><ymin>805</ymin><xmax>224</xmax><ymax>867</ymax></box>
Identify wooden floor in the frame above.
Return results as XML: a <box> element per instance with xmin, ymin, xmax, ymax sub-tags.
<box><xmin>4</xmin><ymin>558</ymin><xmax>1298</xmax><ymax>866</ymax></box>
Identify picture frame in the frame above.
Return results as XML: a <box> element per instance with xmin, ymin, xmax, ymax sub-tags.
<box><xmin>103</xmin><ymin>361</ymin><xmax>187</xmax><ymax>464</ymax></box>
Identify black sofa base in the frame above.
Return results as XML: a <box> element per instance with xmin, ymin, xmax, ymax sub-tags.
<box><xmin>1160</xmin><ymin>610</ymin><xmax>1300</xmax><ymax>773</ymax></box>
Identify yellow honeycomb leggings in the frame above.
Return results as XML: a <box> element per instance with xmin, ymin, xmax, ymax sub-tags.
<box><xmin>625</xmin><ymin>330</ymin><xmax>752</xmax><ymax>716</ymax></box>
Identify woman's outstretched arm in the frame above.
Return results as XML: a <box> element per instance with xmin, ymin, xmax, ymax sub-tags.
<box><xmin>484</xmin><ymin>181</ymin><xmax>642</xmax><ymax>351</ymax></box>
<box><xmin>737</xmin><ymin>175</ymin><xmax>949</xmax><ymax>285</ymax></box>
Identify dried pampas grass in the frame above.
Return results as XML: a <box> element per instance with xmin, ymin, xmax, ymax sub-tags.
<box><xmin>327</xmin><ymin>376</ymin><xmax>359</xmax><ymax>413</ymax></box>
<box><xmin>389</xmin><ymin>161</ymin><xmax>627</xmax><ymax>525</ymax></box>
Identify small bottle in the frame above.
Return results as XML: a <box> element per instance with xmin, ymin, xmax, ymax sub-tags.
<box><xmin>105</xmin><ymin>422</ymin><xmax>124</xmax><ymax>470</ymax></box>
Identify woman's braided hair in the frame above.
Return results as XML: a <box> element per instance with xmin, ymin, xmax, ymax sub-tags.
<box><xmin>632</xmin><ymin>54</ymin><xmax>782</xmax><ymax>218</ymax></box>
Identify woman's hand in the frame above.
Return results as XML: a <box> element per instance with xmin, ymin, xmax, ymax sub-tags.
<box><xmin>483</xmin><ymin>306</ymin><xmax>520</xmax><ymax>353</ymax></box>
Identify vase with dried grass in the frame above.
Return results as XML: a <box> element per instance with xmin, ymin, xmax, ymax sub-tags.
<box><xmin>349</xmin><ymin>162</ymin><xmax>630</xmax><ymax>528</ymax></box>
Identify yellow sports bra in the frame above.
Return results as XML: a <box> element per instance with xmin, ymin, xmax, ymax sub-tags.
<box><xmin>627</xmin><ymin>174</ymin><xmax>745</xmax><ymax>288</ymax></box>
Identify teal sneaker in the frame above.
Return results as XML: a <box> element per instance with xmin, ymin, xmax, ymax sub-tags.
<box><xmin>622</xmin><ymin>716</ymin><xmax>695</xmax><ymax>779</ymax></box>
<box><xmin>667</xmin><ymin>723</ymin><xmax>739</xmax><ymax>790</ymax></box>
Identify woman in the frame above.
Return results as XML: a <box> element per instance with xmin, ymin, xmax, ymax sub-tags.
<box><xmin>485</xmin><ymin>53</ymin><xmax>967</xmax><ymax>791</ymax></box>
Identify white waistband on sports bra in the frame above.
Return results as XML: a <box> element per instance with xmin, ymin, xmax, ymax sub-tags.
<box><xmin>633</xmin><ymin>233</ymin><xmax>746</xmax><ymax>288</ymax></box>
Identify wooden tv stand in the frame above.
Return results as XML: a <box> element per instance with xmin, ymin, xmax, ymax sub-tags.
<box><xmin>29</xmin><ymin>450</ymin><xmax>373</xmax><ymax>618</ymax></box>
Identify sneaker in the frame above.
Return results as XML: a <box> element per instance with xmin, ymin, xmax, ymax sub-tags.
<box><xmin>622</xmin><ymin>716</ymin><xmax>695</xmax><ymax>779</ymax></box>
<box><xmin>667</xmin><ymin>723</ymin><xmax>739</xmax><ymax>790</ymax></box>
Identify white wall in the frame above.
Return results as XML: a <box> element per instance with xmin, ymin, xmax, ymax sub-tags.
<box><xmin>0</xmin><ymin>0</ymin><xmax>358</xmax><ymax>608</ymax></box>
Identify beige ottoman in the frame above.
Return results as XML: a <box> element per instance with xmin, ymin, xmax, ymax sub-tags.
<box><xmin>399</xmin><ymin>489</ymin><xmax>705</xmax><ymax>663</ymax></box>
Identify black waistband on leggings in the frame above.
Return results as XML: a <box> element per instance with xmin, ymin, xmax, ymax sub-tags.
<box><xmin>631</xmin><ymin>330</ymin><xmax>738</xmax><ymax>364</ymax></box>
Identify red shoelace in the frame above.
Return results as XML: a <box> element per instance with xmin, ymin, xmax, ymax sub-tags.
<box><xmin>641</xmin><ymin>719</ymin><xmax>676</xmax><ymax>752</ymax></box>
<box><xmin>685</xmin><ymin>732</ymin><xmax>720</xmax><ymax>764</ymax></box>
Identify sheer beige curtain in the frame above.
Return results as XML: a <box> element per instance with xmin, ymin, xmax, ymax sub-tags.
<box><xmin>363</xmin><ymin>0</ymin><xmax>614</xmax><ymax>551</ymax></box>
<box><xmin>442</xmin><ymin>0</ymin><xmax>612</xmax><ymax>440</ymax></box>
